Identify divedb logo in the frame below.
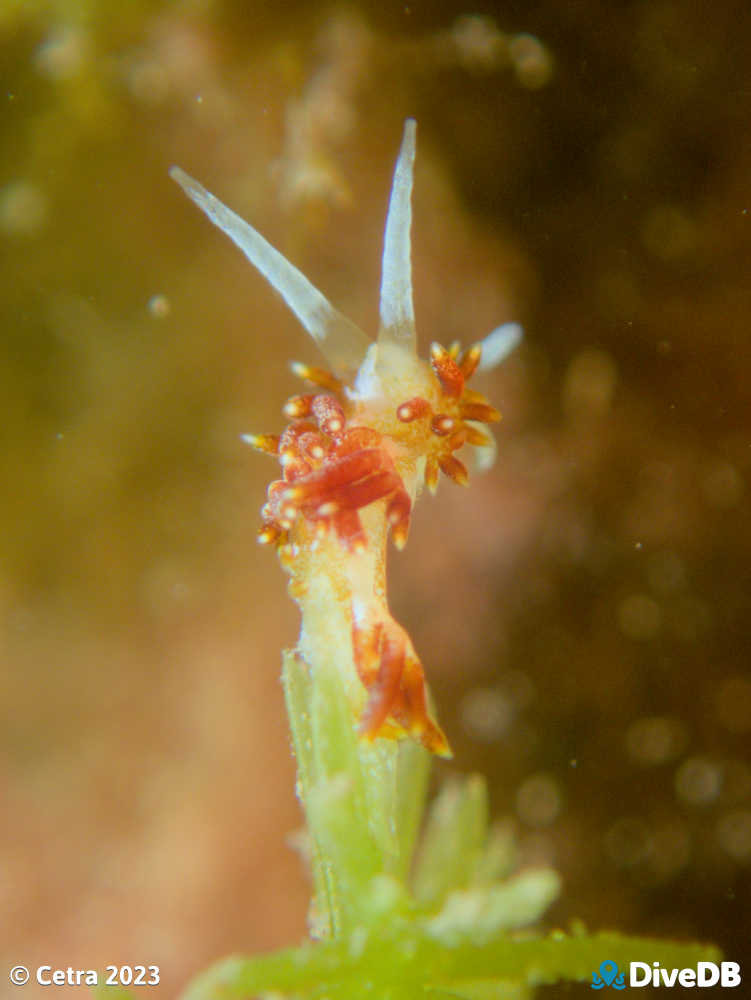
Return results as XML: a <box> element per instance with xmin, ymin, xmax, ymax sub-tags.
<box><xmin>590</xmin><ymin>960</ymin><xmax>742</xmax><ymax>989</ymax></box>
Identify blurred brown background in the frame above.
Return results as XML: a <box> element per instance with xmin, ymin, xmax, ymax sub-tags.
<box><xmin>1</xmin><ymin>1</ymin><xmax>750</xmax><ymax>996</ymax></box>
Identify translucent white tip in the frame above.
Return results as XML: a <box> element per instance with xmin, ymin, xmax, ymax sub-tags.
<box><xmin>477</xmin><ymin>323</ymin><xmax>523</xmax><ymax>372</ymax></box>
<box><xmin>170</xmin><ymin>166</ymin><xmax>371</xmax><ymax>381</ymax></box>
<box><xmin>378</xmin><ymin>119</ymin><xmax>417</xmax><ymax>352</ymax></box>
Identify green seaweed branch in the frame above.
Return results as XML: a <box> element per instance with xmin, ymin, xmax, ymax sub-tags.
<box><xmin>176</xmin><ymin>650</ymin><xmax>718</xmax><ymax>1000</ymax></box>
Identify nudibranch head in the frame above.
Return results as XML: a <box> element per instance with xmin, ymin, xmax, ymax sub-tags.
<box><xmin>171</xmin><ymin>120</ymin><xmax>521</xmax><ymax>757</ymax></box>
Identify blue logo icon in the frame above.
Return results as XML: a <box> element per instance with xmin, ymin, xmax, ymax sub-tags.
<box><xmin>591</xmin><ymin>960</ymin><xmax>626</xmax><ymax>990</ymax></box>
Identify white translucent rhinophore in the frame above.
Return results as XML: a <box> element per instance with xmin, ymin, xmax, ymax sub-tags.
<box><xmin>378</xmin><ymin>118</ymin><xmax>417</xmax><ymax>353</ymax></box>
<box><xmin>169</xmin><ymin>165</ymin><xmax>371</xmax><ymax>382</ymax></box>
<box><xmin>170</xmin><ymin>120</ymin><xmax>422</xmax><ymax>381</ymax></box>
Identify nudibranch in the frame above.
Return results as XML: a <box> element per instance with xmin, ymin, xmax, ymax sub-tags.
<box><xmin>171</xmin><ymin>120</ymin><xmax>521</xmax><ymax>758</ymax></box>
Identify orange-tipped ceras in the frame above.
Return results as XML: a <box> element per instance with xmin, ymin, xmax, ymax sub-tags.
<box><xmin>171</xmin><ymin>120</ymin><xmax>522</xmax><ymax>757</ymax></box>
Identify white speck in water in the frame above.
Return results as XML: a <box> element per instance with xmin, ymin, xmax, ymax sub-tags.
<box><xmin>148</xmin><ymin>293</ymin><xmax>171</xmax><ymax>318</ymax></box>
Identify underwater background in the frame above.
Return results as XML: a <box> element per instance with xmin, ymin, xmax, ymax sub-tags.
<box><xmin>2</xmin><ymin>0</ymin><xmax>750</xmax><ymax>995</ymax></box>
